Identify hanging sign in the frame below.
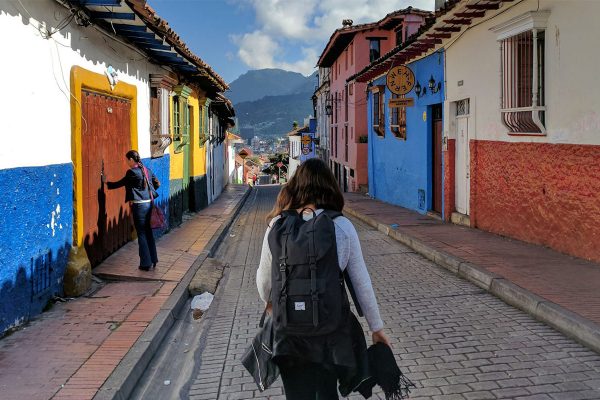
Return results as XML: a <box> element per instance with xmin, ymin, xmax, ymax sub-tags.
<box><xmin>386</xmin><ymin>65</ymin><xmax>415</xmax><ymax>95</ymax></box>
<box><xmin>388</xmin><ymin>98</ymin><xmax>414</xmax><ymax>108</ymax></box>
<box><xmin>301</xmin><ymin>133</ymin><xmax>313</xmax><ymax>155</ymax></box>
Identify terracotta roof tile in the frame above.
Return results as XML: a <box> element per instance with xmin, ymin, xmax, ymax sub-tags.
<box><xmin>125</xmin><ymin>0</ymin><xmax>228</xmax><ymax>91</ymax></box>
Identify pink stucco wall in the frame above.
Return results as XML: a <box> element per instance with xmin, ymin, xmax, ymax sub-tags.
<box><xmin>328</xmin><ymin>13</ymin><xmax>427</xmax><ymax>191</ymax></box>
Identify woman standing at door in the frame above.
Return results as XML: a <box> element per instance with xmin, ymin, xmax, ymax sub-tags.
<box><xmin>103</xmin><ymin>150</ymin><xmax>160</xmax><ymax>271</ymax></box>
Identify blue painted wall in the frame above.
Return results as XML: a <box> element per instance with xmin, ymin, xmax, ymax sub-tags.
<box><xmin>0</xmin><ymin>163</ymin><xmax>73</xmax><ymax>333</ymax></box>
<box><xmin>368</xmin><ymin>51</ymin><xmax>444</xmax><ymax>213</ymax></box>
<box><xmin>0</xmin><ymin>155</ymin><xmax>171</xmax><ymax>334</ymax></box>
<box><xmin>144</xmin><ymin>155</ymin><xmax>170</xmax><ymax>236</ymax></box>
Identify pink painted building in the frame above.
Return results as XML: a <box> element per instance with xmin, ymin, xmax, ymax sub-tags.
<box><xmin>317</xmin><ymin>8</ymin><xmax>430</xmax><ymax>192</ymax></box>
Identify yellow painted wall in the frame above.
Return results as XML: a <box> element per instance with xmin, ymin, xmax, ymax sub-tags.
<box><xmin>169</xmin><ymin>95</ymin><xmax>184</xmax><ymax>180</ymax></box>
<box><xmin>188</xmin><ymin>94</ymin><xmax>207</xmax><ymax>177</ymax></box>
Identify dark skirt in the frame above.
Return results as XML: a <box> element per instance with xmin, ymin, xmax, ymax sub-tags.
<box><xmin>272</xmin><ymin>312</ymin><xmax>370</xmax><ymax>397</ymax></box>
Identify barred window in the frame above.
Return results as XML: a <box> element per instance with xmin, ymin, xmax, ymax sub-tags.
<box><xmin>173</xmin><ymin>95</ymin><xmax>180</xmax><ymax>140</ymax></box>
<box><xmin>493</xmin><ymin>11</ymin><xmax>549</xmax><ymax>134</ymax></box>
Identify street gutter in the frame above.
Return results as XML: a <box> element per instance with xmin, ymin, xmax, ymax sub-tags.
<box><xmin>344</xmin><ymin>205</ymin><xmax>600</xmax><ymax>355</ymax></box>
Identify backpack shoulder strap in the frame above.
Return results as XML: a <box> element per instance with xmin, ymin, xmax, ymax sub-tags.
<box><xmin>322</xmin><ymin>209</ymin><xmax>343</xmax><ymax>220</ymax></box>
<box><xmin>321</xmin><ymin>210</ymin><xmax>363</xmax><ymax>317</ymax></box>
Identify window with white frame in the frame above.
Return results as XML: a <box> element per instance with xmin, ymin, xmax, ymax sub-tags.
<box><xmin>492</xmin><ymin>11</ymin><xmax>549</xmax><ymax>134</ymax></box>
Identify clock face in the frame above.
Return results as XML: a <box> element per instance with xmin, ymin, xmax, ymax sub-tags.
<box><xmin>386</xmin><ymin>65</ymin><xmax>415</xmax><ymax>95</ymax></box>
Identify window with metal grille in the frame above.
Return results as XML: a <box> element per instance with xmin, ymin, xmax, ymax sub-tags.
<box><xmin>185</xmin><ymin>105</ymin><xmax>192</xmax><ymax>140</ymax></box>
<box><xmin>344</xmin><ymin>126</ymin><xmax>348</xmax><ymax>162</ymax></box>
<box><xmin>173</xmin><ymin>95</ymin><xmax>180</xmax><ymax>140</ymax></box>
<box><xmin>344</xmin><ymin>87</ymin><xmax>348</xmax><ymax>122</ymax></box>
<box><xmin>334</xmin><ymin>92</ymin><xmax>338</xmax><ymax>124</ymax></box>
<box><xmin>334</xmin><ymin>126</ymin><xmax>338</xmax><ymax>158</ymax></box>
<box><xmin>199</xmin><ymin>105</ymin><xmax>207</xmax><ymax>145</ymax></box>
<box><xmin>345</xmin><ymin>48</ymin><xmax>348</xmax><ymax>70</ymax></box>
<box><xmin>456</xmin><ymin>99</ymin><xmax>470</xmax><ymax>116</ymax></box>
<box><xmin>390</xmin><ymin>94</ymin><xmax>407</xmax><ymax>140</ymax></box>
<box><xmin>330</xmin><ymin>127</ymin><xmax>334</xmax><ymax>157</ymax></box>
<box><xmin>493</xmin><ymin>11</ymin><xmax>549</xmax><ymax>134</ymax></box>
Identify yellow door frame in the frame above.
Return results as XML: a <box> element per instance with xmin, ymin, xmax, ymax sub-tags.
<box><xmin>70</xmin><ymin>66</ymin><xmax>138</xmax><ymax>247</ymax></box>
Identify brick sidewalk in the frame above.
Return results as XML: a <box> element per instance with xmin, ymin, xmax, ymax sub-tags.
<box><xmin>0</xmin><ymin>185</ymin><xmax>248</xmax><ymax>400</ymax></box>
<box><xmin>344</xmin><ymin>192</ymin><xmax>600</xmax><ymax>331</ymax></box>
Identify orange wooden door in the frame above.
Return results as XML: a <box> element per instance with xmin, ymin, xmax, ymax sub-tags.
<box><xmin>81</xmin><ymin>91</ymin><xmax>132</xmax><ymax>266</ymax></box>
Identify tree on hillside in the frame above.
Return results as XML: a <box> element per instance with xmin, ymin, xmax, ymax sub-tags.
<box><xmin>262</xmin><ymin>153</ymin><xmax>289</xmax><ymax>175</ymax></box>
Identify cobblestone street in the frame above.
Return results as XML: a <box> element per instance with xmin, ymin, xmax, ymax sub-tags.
<box><xmin>186</xmin><ymin>186</ymin><xmax>600</xmax><ymax>400</ymax></box>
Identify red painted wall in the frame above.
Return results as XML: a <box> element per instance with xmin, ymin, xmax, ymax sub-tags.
<box><xmin>443</xmin><ymin>139</ymin><xmax>456</xmax><ymax>221</ymax></box>
<box><xmin>470</xmin><ymin>140</ymin><xmax>600</xmax><ymax>262</ymax></box>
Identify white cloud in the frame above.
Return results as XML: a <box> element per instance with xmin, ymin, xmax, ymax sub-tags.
<box><xmin>233</xmin><ymin>31</ymin><xmax>318</xmax><ymax>75</ymax></box>
<box><xmin>234</xmin><ymin>31</ymin><xmax>280</xmax><ymax>69</ymax></box>
<box><xmin>232</xmin><ymin>0</ymin><xmax>434</xmax><ymax>74</ymax></box>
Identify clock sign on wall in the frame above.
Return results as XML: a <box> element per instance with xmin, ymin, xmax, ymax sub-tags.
<box><xmin>386</xmin><ymin>65</ymin><xmax>415</xmax><ymax>95</ymax></box>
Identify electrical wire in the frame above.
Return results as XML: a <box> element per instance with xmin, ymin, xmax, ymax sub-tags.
<box><xmin>46</xmin><ymin>11</ymin><xmax>76</xmax><ymax>38</ymax></box>
<box><xmin>13</xmin><ymin>0</ymin><xmax>88</xmax><ymax>133</ymax></box>
<box><xmin>50</xmin><ymin>40</ymin><xmax>89</xmax><ymax>135</ymax></box>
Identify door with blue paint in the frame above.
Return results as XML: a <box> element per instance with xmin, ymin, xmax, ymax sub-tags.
<box><xmin>432</xmin><ymin>104</ymin><xmax>443</xmax><ymax>214</ymax></box>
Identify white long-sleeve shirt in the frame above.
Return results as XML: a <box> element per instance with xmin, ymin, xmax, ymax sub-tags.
<box><xmin>256</xmin><ymin>210</ymin><xmax>384</xmax><ymax>332</ymax></box>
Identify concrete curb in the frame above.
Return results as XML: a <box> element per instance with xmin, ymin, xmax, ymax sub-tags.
<box><xmin>344</xmin><ymin>205</ymin><xmax>600</xmax><ymax>355</ymax></box>
<box><xmin>94</xmin><ymin>185</ymin><xmax>252</xmax><ymax>400</ymax></box>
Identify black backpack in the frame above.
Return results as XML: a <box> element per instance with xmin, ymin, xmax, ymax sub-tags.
<box><xmin>268</xmin><ymin>209</ymin><xmax>350</xmax><ymax>336</ymax></box>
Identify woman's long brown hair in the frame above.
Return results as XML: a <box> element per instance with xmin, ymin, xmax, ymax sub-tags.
<box><xmin>267</xmin><ymin>158</ymin><xmax>344</xmax><ymax>220</ymax></box>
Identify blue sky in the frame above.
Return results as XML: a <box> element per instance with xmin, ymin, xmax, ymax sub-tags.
<box><xmin>151</xmin><ymin>0</ymin><xmax>433</xmax><ymax>84</ymax></box>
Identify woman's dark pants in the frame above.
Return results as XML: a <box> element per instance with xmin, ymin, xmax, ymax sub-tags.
<box><xmin>132</xmin><ymin>202</ymin><xmax>158</xmax><ymax>267</ymax></box>
<box><xmin>279</xmin><ymin>360</ymin><xmax>339</xmax><ymax>400</ymax></box>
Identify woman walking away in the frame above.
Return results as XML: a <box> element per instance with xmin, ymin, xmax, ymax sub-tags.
<box><xmin>257</xmin><ymin>158</ymin><xmax>390</xmax><ymax>399</ymax></box>
<box><xmin>103</xmin><ymin>150</ymin><xmax>160</xmax><ymax>271</ymax></box>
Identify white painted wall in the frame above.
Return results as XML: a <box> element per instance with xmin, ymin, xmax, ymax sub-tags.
<box><xmin>288</xmin><ymin>136</ymin><xmax>301</xmax><ymax>179</ymax></box>
<box><xmin>444</xmin><ymin>0</ymin><xmax>600</xmax><ymax>145</ymax></box>
<box><xmin>0</xmin><ymin>0</ymin><xmax>167</xmax><ymax>170</ymax></box>
<box><xmin>227</xmin><ymin>143</ymin><xmax>235</xmax><ymax>183</ymax></box>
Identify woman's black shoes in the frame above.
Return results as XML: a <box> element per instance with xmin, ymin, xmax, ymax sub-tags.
<box><xmin>138</xmin><ymin>263</ymin><xmax>157</xmax><ymax>271</ymax></box>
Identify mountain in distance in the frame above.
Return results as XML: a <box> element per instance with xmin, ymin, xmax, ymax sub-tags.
<box><xmin>227</xmin><ymin>69</ymin><xmax>315</xmax><ymax>104</ymax></box>
<box><xmin>235</xmin><ymin>92</ymin><xmax>314</xmax><ymax>141</ymax></box>
<box><xmin>227</xmin><ymin>69</ymin><xmax>318</xmax><ymax>140</ymax></box>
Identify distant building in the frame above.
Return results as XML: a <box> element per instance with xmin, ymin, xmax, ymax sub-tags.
<box><xmin>314</xmin><ymin>67</ymin><xmax>331</xmax><ymax>164</ymax></box>
<box><xmin>251</xmin><ymin>136</ymin><xmax>261</xmax><ymax>152</ymax></box>
<box><xmin>316</xmin><ymin>8</ymin><xmax>430</xmax><ymax>192</ymax></box>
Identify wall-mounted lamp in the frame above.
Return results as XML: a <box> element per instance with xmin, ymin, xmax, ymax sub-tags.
<box><xmin>428</xmin><ymin>75</ymin><xmax>441</xmax><ymax>94</ymax></box>
<box><xmin>414</xmin><ymin>81</ymin><xmax>427</xmax><ymax>98</ymax></box>
<box><xmin>325</xmin><ymin>104</ymin><xmax>333</xmax><ymax>116</ymax></box>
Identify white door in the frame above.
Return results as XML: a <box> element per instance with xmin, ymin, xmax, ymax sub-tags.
<box><xmin>455</xmin><ymin>99</ymin><xmax>470</xmax><ymax>215</ymax></box>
